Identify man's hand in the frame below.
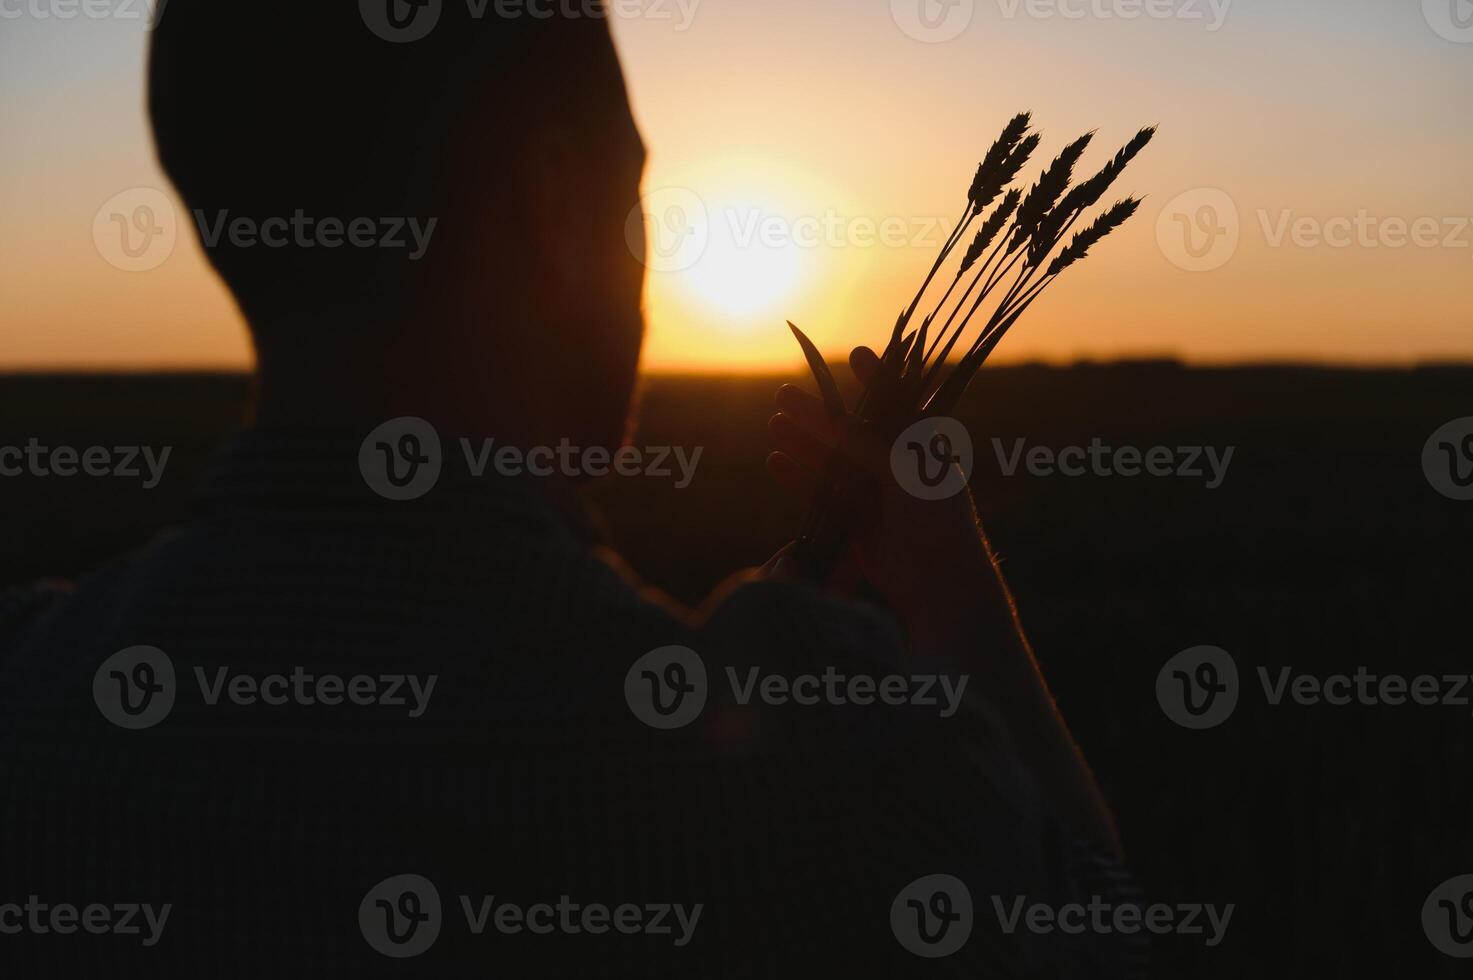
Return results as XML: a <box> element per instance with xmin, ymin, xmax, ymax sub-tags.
<box><xmin>765</xmin><ymin>345</ymin><xmax>1123</xmax><ymax>855</ymax></box>
<box><xmin>765</xmin><ymin>345</ymin><xmax>994</xmax><ymax>649</ymax></box>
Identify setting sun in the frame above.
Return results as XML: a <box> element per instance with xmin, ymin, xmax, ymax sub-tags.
<box><xmin>674</xmin><ymin>194</ymin><xmax>809</xmax><ymax>322</ymax></box>
<box><xmin>634</xmin><ymin>157</ymin><xmax>861</xmax><ymax>367</ymax></box>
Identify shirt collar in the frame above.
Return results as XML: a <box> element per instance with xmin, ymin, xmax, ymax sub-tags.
<box><xmin>193</xmin><ymin>426</ymin><xmax>603</xmax><ymax>545</ymax></box>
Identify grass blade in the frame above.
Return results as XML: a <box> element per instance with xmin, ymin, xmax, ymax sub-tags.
<box><xmin>787</xmin><ymin>321</ymin><xmax>846</xmax><ymax>420</ymax></box>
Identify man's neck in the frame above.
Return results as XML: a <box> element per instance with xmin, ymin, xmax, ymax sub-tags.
<box><xmin>252</xmin><ymin>345</ymin><xmax>551</xmax><ymax>445</ymax></box>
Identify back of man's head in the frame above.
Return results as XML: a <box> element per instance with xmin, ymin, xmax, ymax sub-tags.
<box><xmin>149</xmin><ymin>2</ymin><xmax>635</xmax><ymax>343</ymax></box>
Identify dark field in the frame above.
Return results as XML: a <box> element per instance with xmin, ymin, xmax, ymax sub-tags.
<box><xmin>2</xmin><ymin>364</ymin><xmax>1471</xmax><ymax>976</ymax></box>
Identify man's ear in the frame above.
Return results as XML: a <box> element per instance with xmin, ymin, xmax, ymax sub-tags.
<box><xmin>521</xmin><ymin>124</ymin><xmax>587</xmax><ymax>288</ymax></box>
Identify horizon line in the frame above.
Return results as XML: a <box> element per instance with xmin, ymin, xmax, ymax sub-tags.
<box><xmin>3</xmin><ymin>355</ymin><xmax>1473</xmax><ymax>377</ymax></box>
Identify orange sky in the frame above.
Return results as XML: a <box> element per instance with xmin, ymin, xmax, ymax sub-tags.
<box><xmin>2</xmin><ymin>1</ymin><xmax>1471</xmax><ymax>371</ymax></box>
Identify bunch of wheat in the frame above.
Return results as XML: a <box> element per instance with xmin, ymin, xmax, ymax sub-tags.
<box><xmin>787</xmin><ymin>112</ymin><xmax>1154</xmax><ymax>578</ymax></box>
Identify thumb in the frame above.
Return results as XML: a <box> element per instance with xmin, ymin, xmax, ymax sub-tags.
<box><xmin>849</xmin><ymin>346</ymin><xmax>881</xmax><ymax>386</ymax></box>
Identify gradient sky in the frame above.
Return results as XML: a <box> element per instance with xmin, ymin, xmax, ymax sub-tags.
<box><xmin>2</xmin><ymin>0</ymin><xmax>1471</xmax><ymax>371</ymax></box>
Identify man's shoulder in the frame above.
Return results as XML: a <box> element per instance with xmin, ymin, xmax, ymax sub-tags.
<box><xmin>698</xmin><ymin>576</ymin><xmax>907</xmax><ymax>668</ymax></box>
<box><xmin>0</xmin><ymin>581</ymin><xmax>69</xmax><ymax>646</ymax></box>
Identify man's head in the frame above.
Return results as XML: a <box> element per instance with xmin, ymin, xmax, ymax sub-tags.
<box><xmin>150</xmin><ymin>1</ymin><xmax>648</xmax><ymax>449</ymax></box>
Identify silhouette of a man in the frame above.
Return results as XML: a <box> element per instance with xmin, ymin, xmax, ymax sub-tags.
<box><xmin>0</xmin><ymin>4</ymin><xmax>1142</xmax><ymax>975</ymax></box>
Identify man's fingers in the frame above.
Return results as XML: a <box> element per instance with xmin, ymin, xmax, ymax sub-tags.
<box><xmin>770</xmin><ymin>416</ymin><xmax>890</xmax><ymax>489</ymax></box>
<box><xmin>769</xmin><ymin>413</ymin><xmax>834</xmax><ymax>472</ymax></box>
<box><xmin>849</xmin><ymin>346</ymin><xmax>881</xmax><ymax>386</ymax></box>
<box><xmin>772</xmin><ymin>373</ymin><xmax>892</xmax><ymax>484</ymax></box>
<box><xmin>765</xmin><ymin>450</ymin><xmax>819</xmax><ymax>501</ymax></box>
<box><xmin>775</xmin><ymin>385</ymin><xmax>840</xmax><ymax>442</ymax></box>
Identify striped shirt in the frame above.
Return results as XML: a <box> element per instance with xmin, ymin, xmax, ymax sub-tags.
<box><xmin>0</xmin><ymin>428</ymin><xmax>1146</xmax><ymax>977</ymax></box>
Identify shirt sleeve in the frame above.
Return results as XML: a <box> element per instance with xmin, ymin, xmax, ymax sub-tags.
<box><xmin>0</xmin><ymin>583</ymin><xmax>66</xmax><ymax>647</ymax></box>
<box><xmin>698</xmin><ymin>576</ymin><xmax>1151</xmax><ymax>976</ymax></box>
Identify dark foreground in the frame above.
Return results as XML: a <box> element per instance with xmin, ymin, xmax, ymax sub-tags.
<box><xmin>2</xmin><ymin>364</ymin><xmax>1470</xmax><ymax>976</ymax></box>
